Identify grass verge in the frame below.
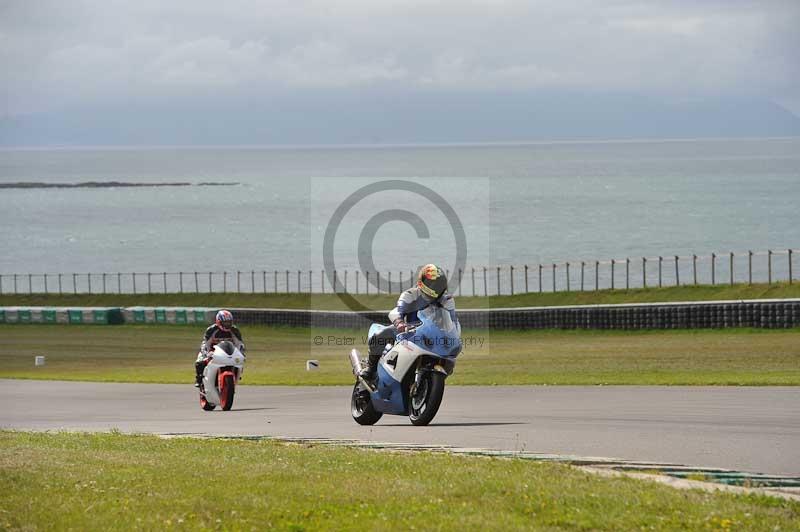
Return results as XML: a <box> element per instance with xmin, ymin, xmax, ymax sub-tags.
<box><xmin>1</xmin><ymin>431</ymin><xmax>798</xmax><ymax>531</ymax></box>
<box><xmin>1</xmin><ymin>324</ymin><xmax>798</xmax><ymax>385</ymax></box>
<box><xmin>1</xmin><ymin>281</ymin><xmax>799</xmax><ymax>310</ymax></box>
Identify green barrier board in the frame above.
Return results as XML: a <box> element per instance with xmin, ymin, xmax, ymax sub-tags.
<box><xmin>194</xmin><ymin>310</ymin><xmax>206</xmax><ymax>323</ymax></box>
<box><xmin>68</xmin><ymin>310</ymin><xmax>83</xmax><ymax>324</ymax></box>
<box><xmin>133</xmin><ymin>310</ymin><xmax>146</xmax><ymax>323</ymax></box>
<box><xmin>155</xmin><ymin>309</ymin><xmax>167</xmax><ymax>323</ymax></box>
<box><xmin>93</xmin><ymin>310</ymin><xmax>108</xmax><ymax>324</ymax></box>
<box><xmin>43</xmin><ymin>310</ymin><xmax>57</xmax><ymax>323</ymax></box>
<box><xmin>18</xmin><ymin>310</ymin><xmax>32</xmax><ymax>323</ymax></box>
<box><xmin>175</xmin><ymin>310</ymin><xmax>187</xmax><ymax>324</ymax></box>
<box><xmin>0</xmin><ymin>310</ymin><xmax>4</xmax><ymax>323</ymax></box>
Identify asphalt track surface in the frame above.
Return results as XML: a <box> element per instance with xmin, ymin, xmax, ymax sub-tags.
<box><xmin>3</xmin><ymin>379</ymin><xmax>799</xmax><ymax>476</ymax></box>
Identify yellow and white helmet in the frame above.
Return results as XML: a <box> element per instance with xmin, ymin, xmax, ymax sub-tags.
<box><xmin>417</xmin><ymin>264</ymin><xmax>447</xmax><ymax>300</ymax></box>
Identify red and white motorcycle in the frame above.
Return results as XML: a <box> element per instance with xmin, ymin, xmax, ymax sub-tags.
<box><xmin>198</xmin><ymin>341</ymin><xmax>245</xmax><ymax>411</ymax></box>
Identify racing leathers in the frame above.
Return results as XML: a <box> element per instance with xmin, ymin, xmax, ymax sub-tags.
<box><xmin>363</xmin><ymin>286</ymin><xmax>458</xmax><ymax>379</ymax></box>
<box><xmin>194</xmin><ymin>324</ymin><xmax>246</xmax><ymax>386</ymax></box>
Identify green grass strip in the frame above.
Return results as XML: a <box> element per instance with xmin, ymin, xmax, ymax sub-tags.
<box><xmin>0</xmin><ymin>431</ymin><xmax>797</xmax><ymax>531</ymax></box>
<box><xmin>2</xmin><ymin>324</ymin><xmax>798</xmax><ymax>385</ymax></box>
<box><xmin>2</xmin><ymin>281</ymin><xmax>799</xmax><ymax>310</ymax></box>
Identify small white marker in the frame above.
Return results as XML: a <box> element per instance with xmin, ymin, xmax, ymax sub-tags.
<box><xmin>306</xmin><ymin>360</ymin><xmax>320</xmax><ymax>371</ymax></box>
<box><xmin>35</xmin><ymin>356</ymin><xmax>46</xmax><ymax>367</ymax></box>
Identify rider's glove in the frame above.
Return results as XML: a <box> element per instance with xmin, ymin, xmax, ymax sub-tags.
<box><xmin>393</xmin><ymin>319</ymin><xmax>409</xmax><ymax>333</ymax></box>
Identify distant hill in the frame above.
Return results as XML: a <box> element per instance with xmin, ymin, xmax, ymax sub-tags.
<box><xmin>2</xmin><ymin>91</ymin><xmax>799</xmax><ymax>146</ymax></box>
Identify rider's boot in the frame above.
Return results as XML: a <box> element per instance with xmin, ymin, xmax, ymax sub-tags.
<box><xmin>194</xmin><ymin>361</ymin><xmax>204</xmax><ymax>388</ymax></box>
<box><xmin>358</xmin><ymin>353</ymin><xmax>380</xmax><ymax>382</ymax></box>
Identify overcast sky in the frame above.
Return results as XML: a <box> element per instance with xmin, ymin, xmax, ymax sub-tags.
<box><xmin>1</xmin><ymin>0</ymin><xmax>799</xmax><ymax>143</ymax></box>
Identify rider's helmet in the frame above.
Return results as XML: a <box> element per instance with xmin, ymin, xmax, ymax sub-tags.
<box><xmin>417</xmin><ymin>264</ymin><xmax>447</xmax><ymax>301</ymax></box>
<box><xmin>215</xmin><ymin>309</ymin><xmax>234</xmax><ymax>331</ymax></box>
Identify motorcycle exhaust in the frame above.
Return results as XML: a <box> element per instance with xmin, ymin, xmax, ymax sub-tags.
<box><xmin>349</xmin><ymin>349</ymin><xmax>363</xmax><ymax>376</ymax></box>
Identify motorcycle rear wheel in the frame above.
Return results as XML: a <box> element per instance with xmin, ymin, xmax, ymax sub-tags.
<box><xmin>351</xmin><ymin>382</ymin><xmax>382</xmax><ymax>425</ymax></box>
<box><xmin>199</xmin><ymin>384</ymin><xmax>216</xmax><ymax>411</ymax></box>
<box><xmin>409</xmin><ymin>372</ymin><xmax>445</xmax><ymax>426</ymax></box>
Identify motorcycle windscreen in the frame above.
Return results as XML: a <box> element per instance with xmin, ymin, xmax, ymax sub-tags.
<box><xmin>406</xmin><ymin>306</ymin><xmax>462</xmax><ymax>358</ymax></box>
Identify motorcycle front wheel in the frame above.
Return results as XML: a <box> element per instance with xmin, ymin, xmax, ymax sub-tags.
<box><xmin>409</xmin><ymin>371</ymin><xmax>445</xmax><ymax>426</ymax></box>
<box><xmin>220</xmin><ymin>374</ymin><xmax>235</xmax><ymax>411</ymax></box>
<box><xmin>351</xmin><ymin>382</ymin><xmax>382</xmax><ymax>425</ymax></box>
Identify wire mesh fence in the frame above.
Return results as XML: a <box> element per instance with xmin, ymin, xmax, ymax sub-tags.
<box><xmin>0</xmin><ymin>248</ymin><xmax>796</xmax><ymax>296</ymax></box>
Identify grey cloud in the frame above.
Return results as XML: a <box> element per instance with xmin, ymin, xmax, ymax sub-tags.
<box><xmin>1</xmin><ymin>0</ymin><xmax>798</xmax><ymax>117</ymax></box>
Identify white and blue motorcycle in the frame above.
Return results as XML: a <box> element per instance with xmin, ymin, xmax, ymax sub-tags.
<box><xmin>348</xmin><ymin>306</ymin><xmax>462</xmax><ymax>426</ymax></box>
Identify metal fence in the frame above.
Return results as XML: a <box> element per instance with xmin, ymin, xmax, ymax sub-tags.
<box><xmin>0</xmin><ymin>248</ymin><xmax>796</xmax><ymax>296</ymax></box>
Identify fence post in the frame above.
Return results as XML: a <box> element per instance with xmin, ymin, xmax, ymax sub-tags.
<box><xmin>768</xmin><ymin>250</ymin><xmax>772</xmax><ymax>284</ymax></box>
<box><xmin>658</xmin><ymin>256</ymin><xmax>662</xmax><ymax>288</ymax></box>
<box><xmin>580</xmin><ymin>261</ymin><xmax>585</xmax><ymax>291</ymax></box>
<box><xmin>253</xmin><ymin>271</ymin><xmax>257</xmax><ymax>294</ymax></box>
<box><xmin>43</xmin><ymin>274</ymin><xmax>48</xmax><ymax>294</ymax></box>
<box><xmin>458</xmin><ymin>269</ymin><xmax>463</xmax><ymax>296</ymax></box>
<box><xmin>675</xmin><ymin>256</ymin><xmax>679</xmax><ymax>286</ymax></box>
<box><xmin>377</xmin><ymin>272</ymin><xmax>380</xmax><ymax>294</ymax></box>
<box><xmin>147</xmin><ymin>272</ymin><xmax>152</xmax><ymax>294</ymax></box>
<box><xmin>237</xmin><ymin>271</ymin><xmax>241</xmax><ymax>293</ymax></box>
<box><xmin>0</xmin><ymin>273</ymin><xmax>3</xmax><ymax>295</ymax></box>
<box><xmin>208</xmin><ymin>272</ymin><xmax>213</xmax><ymax>293</ymax></box>
<box><xmin>483</xmin><ymin>267</ymin><xmax>488</xmax><ymax>296</ymax></box>
<box><xmin>472</xmin><ymin>268</ymin><xmax>476</xmax><ymax>296</ymax></box>
<box><xmin>693</xmin><ymin>255</ymin><xmax>697</xmax><ymax>285</ymax></box>
<box><xmin>179</xmin><ymin>272</ymin><xmax>183</xmax><ymax>294</ymax></box>
<box><xmin>552</xmin><ymin>263</ymin><xmax>557</xmax><ymax>292</ymax></box>
<box><xmin>344</xmin><ymin>270</ymin><xmax>348</xmax><ymax>293</ymax></box>
<box><xmin>642</xmin><ymin>257</ymin><xmax>646</xmax><ymax>288</ymax></box>
<box><xmin>594</xmin><ymin>261</ymin><xmax>599</xmax><ymax>291</ymax></box>
<box><xmin>790</xmin><ymin>249</ymin><xmax>794</xmax><ymax>284</ymax></box>
<box><xmin>275</xmin><ymin>271</ymin><xmax>278</xmax><ymax>293</ymax></box>
<box><xmin>223</xmin><ymin>272</ymin><xmax>227</xmax><ymax>293</ymax></box>
<box><xmin>729</xmin><ymin>252</ymin><xmax>734</xmax><ymax>286</ymax></box>
<box><xmin>132</xmin><ymin>273</ymin><xmax>136</xmax><ymax>295</ymax></box>
<box><xmin>496</xmin><ymin>266</ymin><xmax>501</xmax><ymax>295</ymax></box>
<box><xmin>626</xmin><ymin>258</ymin><xmax>630</xmax><ymax>290</ymax></box>
<box><xmin>365</xmin><ymin>271</ymin><xmax>369</xmax><ymax>294</ymax></box>
<box><xmin>389</xmin><ymin>271</ymin><xmax>392</xmax><ymax>294</ymax></box>
<box><xmin>565</xmin><ymin>263</ymin><xmax>570</xmax><ymax>292</ymax></box>
<box><xmin>72</xmin><ymin>273</ymin><xmax>77</xmax><ymax>295</ymax></box>
<box><xmin>117</xmin><ymin>273</ymin><xmax>121</xmax><ymax>294</ymax></box>
<box><xmin>538</xmin><ymin>264</ymin><xmax>542</xmax><ymax>293</ymax></box>
<box><xmin>13</xmin><ymin>273</ymin><xmax>18</xmax><ymax>294</ymax></box>
<box><xmin>59</xmin><ymin>273</ymin><xmax>63</xmax><ymax>295</ymax></box>
<box><xmin>308</xmin><ymin>270</ymin><xmax>312</xmax><ymax>293</ymax></box>
<box><xmin>356</xmin><ymin>270</ymin><xmax>360</xmax><ymax>294</ymax></box>
<box><xmin>263</xmin><ymin>271</ymin><xmax>267</xmax><ymax>294</ymax></box>
<box><xmin>321</xmin><ymin>270</ymin><xmax>325</xmax><ymax>293</ymax></box>
<box><xmin>711</xmin><ymin>253</ymin><xmax>716</xmax><ymax>285</ymax></box>
<box><xmin>102</xmin><ymin>273</ymin><xmax>106</xmax><ymax>294</ymax></box>
<box><xmin>509</xmin><ymin>266</ymin><xmax>514</xmax><ymax>295</ymax></box>
<box><xmin>524</xmin><ymin>265</ymin><xmax>529</xmax><ymax>293</ymax></box>
<box><xmin>285</xmin><ymin>270</ymin><xmax>289</xmax><ymax>293</ymax></box>
<box><xmin>297</xmin><ymin>270</ymin><xmax>301</xmax><ymax>293</ymax></box>
<box><xmin>162</xmin><ymin>272</ymin><xmax>167</xmax><ymax>293</ymax></box>
<box><xmin>29</xmin><ymin>273</ymin><xmax>33</xmax><ymax>294</ymax></box>
<box><xmin>195</xmin><ymin>272</ymin><xmax>199</xmax><ymax>294</ymax></box>
<box><xmin>610</xmin><ymin>260</ymin><xmax>615</xmax><ymax>290</ymax></box>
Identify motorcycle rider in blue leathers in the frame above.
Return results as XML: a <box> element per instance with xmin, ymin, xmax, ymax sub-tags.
<box><xmin>360</xmin><ymin>264</ymin><xmax>458</xmax><ymax>381</ymax></box>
